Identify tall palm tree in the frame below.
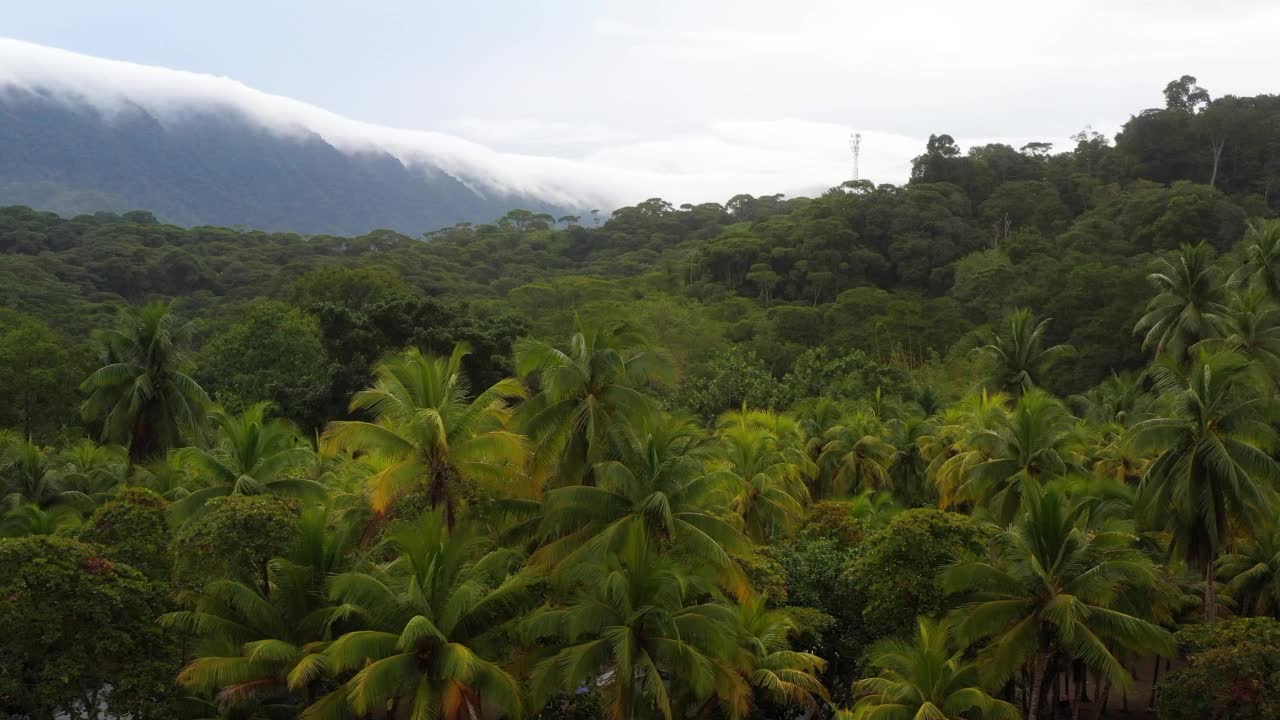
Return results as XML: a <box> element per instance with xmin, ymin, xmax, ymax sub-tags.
<box><xmin>977</xmin><ymin>308</ymin><xmax>1074</xmax><ymax>395</ymax></box>
<box><xmin>942</xmin><ymin>389</ymin><xmax>1082</xmax><ymax>523</ymax></box>
<box><xmin>850</xmin><ymin>617</ymin><xmax>1018</xmax><ymax>720</ymax></box>
<box><xmin>1134</xmin><ymin>242</ymin><xmax>1227</xmax><ymax>362</ymax></box>
<box><xmin>1127</xmin><ymin>351</ymin><xmax>1280</xmax><ymax>621</ymax></box>
<box><xmin>308</xmin><ymin>513</ymin><xmax>540</xmax><ymax>720</ymax></box>
<box><xmin>80</xmin><ymin>301</ymin><xmax>210</xmax><ymax>464</ymax></box>
<box><xmin>529</xmin><ymin>546</ymin><xmax>737</xmax><ymax>720</ymax></box>
<box><xmin>1218</xmin><ymin>515</ymin><xmax>1280</xmax><ymax>618</ymax></box>
<box><xmin>324</xmin><ymin>344</ymin><xmax>527</xmax><ymax>529</ymax></box>
<box><xmin>945</xmin><ymin>483</ymin><xmax>1172</xmax><ymax>720</ymax></box>
<box><xmin>534</xmin><ymin>418</ymin><xmax>748</xmax><ymax>590</ymax></box>
<box><xmin>173</xmin><ymin>403</ymin><xmax>324</xmax><ymax>519</ymax></box>
<box><xmin>1237</xmin><ymin>219</ymin><xmax>1280</xmax><ymax>300</ymax></box>
<box><xmin>714</xmin><ymin>410</ymin><xmax>810</xmax><ymax>542</ymax></box>
<box><xmin>515</xmin><ymin>318</ymin><xmax>671</xmax><ymax>487</ymax></box>
<box><xmin>816</xmin><ymin>410</ymin><xmax>893</xmax><ymax>499</ymax></box>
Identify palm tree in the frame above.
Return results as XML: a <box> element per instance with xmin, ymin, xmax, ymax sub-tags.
<box><xmin>1091</xmin><ymin>425</ymin><xmax>1152</xmax><ymax>486</ymax></box>
<box><xmin>172</xmin><ymin>403</ymin><xmax>324</xmax><ymax>519</ymax></box>
<box><xmin>534</xmin><ymin>417</ymin><xmax>748</xmax><ymax>589</ymax></box>
<box><xmin>1069</xmin><ymin>371</ymin><xmax>1159</xmax><ymax>427</ymax></box>
<box><xmin>0</xmin><ymin>502</ymin><xmax>81</xmax><ymax>537</ymax></box>
<box><xmin>1218</xmin><ymin>516</ymin><xmax>1280</xmax><ymax>618</ymax></box>
<box><xmin>1201</xmin><ymin>287</ymin><xmax>1280</xmax><ymax>385</ymax></box>
<box><xmin>977</xmin><ymin>308</ymin><xmax>1074</xmax><ymax>395</ymax></box>
<box><xmin>133</xmin><ymin>449</ymin><xmax>195</xmax><ymax>501</ymax></box>
<box><xmin>530</xmin><ymin>546</ymin><xmax>736</xmax><ymax>720</ymax></box>
<box><xmin>922</xmin><ymin>390</ymin><xmax>1011</xmax><ymax>503</ymax></box>
<box><xmin>942</xmin><ymin>389</ymin><xmax>1082</xmax><ymax>523</ymax></box>
<box><xmin>162</xmin><ymin>507</ymin><xmax>355</xmax><ymax>713</ymax></box>
<box><xmin>308</xmin><ymin>513</ymin><xmax>540</xmax><ymax>720</ymax></box>
<box><xmin>714</xmin><ymin>410</ymin><xmax>810</xmax><ymax>542</ymax></box>
<box><xmin>850</xmin><ymin>617</ymin><xmax>1018</xmax><ymax>720</ymax></box>
<box><xmin>884</xmin><ymin>414</ymin><xmax>936</xmax><ymax>506</ymax></box>
<box><xmin>794</xmin><ymin>398</ymin><xmax>848</xmax><ymax>495</ymax></box>
<box><xmin>515</xmin><ymin>318</ymin><xmax>671</xmax><ymax>487</ymax></box>
<box><xmin>945</xmin><ymin>484</ymin><xmax>1173</xmax><ymax>720</ymax></box>
<box><xmin>1128</xmin><ymin>351</ymin><xmax>1280</xmax><ymax>621</ymax></box>
<box><xmin>324</xmin><ymin>344</ymin><xmax>527</xmax><ymax>529</ymax></box>
<box><xmin>0</xmin><ymin>439</ymin><xmax>79</xmax><ymax>511</ymax></box>
<box><xmin>816</xmin><ymin>410</ymin><xmax>893</xmax><ymax>499</ymax></box>
<box><xmin>1134</xmin><ymin>242</ymin><xmax>1227</xmax><ymax>362</ymax></box>
<box><xmin>1237</xmin><ymin>219</ymin><xmax>1280</xmax><ymax>300</ymax></box>
<box><xmin>729</xmin><ymin>597</ymin><xmax>828</xmax><ymax>715</ymax></box>
<box><xmin>58</xmin><ymin>439</ymin><xmax>129</xmax><ymax>505</ymax></box>
<box><xmin>80</xmin><ymin>301</ymin><xmax>210</xmax><ymax>463</ymax></box>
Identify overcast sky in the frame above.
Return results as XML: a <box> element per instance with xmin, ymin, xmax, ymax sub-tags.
<box><xmin>5</xmin><ymin>0</ymin><xmax>1280</xmax><ymax>203</ymax></box>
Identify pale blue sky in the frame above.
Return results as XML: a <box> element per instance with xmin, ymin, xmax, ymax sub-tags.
<box><xmin>6</xmin><ymin>0</ymin><xmax>1280</xmax><ymax>197</ymax></box>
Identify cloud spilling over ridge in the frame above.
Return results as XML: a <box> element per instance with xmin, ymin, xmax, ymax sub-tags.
<box><xmin>0</xmin><ymin>37</ymin><xmax>948</xmax><ymax>210</ymax></box>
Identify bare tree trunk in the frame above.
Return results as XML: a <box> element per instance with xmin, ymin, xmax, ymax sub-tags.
<box><xmin>1209</xmin><ymin>139</ymin><xmax>1225</xmax><ymax>188</ymax></box>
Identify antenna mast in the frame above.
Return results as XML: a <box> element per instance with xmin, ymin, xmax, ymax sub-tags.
<box><xmin>849</xmin><ymin>132</ymin><xmax>862</xmax><ymax>183</ymax></box>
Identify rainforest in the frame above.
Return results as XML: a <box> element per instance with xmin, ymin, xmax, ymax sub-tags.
<box><xmin>2</xmin><ymin>76</ymin><xmax>1280</xmax><ymax>720</ymax></box>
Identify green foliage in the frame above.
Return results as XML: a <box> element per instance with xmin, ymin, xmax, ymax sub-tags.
<box><xmin>0</xmin><ymin>535</ymin><xmax>180</xmax><ymax>718</ymax></box>
<box><xmin>1172</xmin><ymin>617</ymin><xmax>1280</xmax><ymax>656</ymax></box>
<box><xmin>679</xmin><ymin>345</ymin><xmax>784</xmax><ymax>419</ymax></box>
<box><xmin>782</xmin><ymin>347</ymin><xmax>910</xmax><ymax>405</ymax></box>
<box><xmin>198</xmin><ymin>299</ymin><xmax>332</xmax><ymax>430</ymax></box>
<box><xmin>838</xmin><ymin>509</ymin><xmax>988</xmax><ymax>657</ymax></box>
<box><xmin>1156</xmin><ymin>619</ymin><xmax>1280</xmax><ymax>720</ymax></box>
<box><xmin>174</xmin><ymin>494</ymin><xmax>301</xmax><ymax>590</ymax></box>
<box><xmin>78</xmin><ymin>486</ymin><xmax>172</xmax><ymax>579</ymax></box>
<box><xmin>0</xmin><ymin>309</ymin><xmax>84</xmax><ymax>440</ymax></box>
<box><xmin>796</xmin><ymin>499</ymin><xmax>866</xmax><ymax>546</ymax></box>
<box><xmin>2</xmin><ymin>76</ymin><xmax>1280</xmax><ymax>720</ymax></box>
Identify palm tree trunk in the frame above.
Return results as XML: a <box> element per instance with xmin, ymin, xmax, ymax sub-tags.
<box><xmin>128</xmin><ymin>414</ymin><xmax>149</xmax><ymax>465</ymax></box>
<box><xmin>1149</xmin><ymin>655</ymin><xmax>1161</xmax><ymax>708</ymax></box>
<box><xmin>1095</xmin><ymin>673</ymin><xmax>1113</xmax><ymax>720</ymax></box>
<box><xmin>1204</xmin><ymin>561</ymin><xmax>1218</xmax><ymax>622</ymax></box>
<box><xmin>428</xmin><ymin>461</ymin><xmax>455</xmax><ymax>529</ymax></box>
<box><xmin>1027</xmin><ymin>653</ymin><xmax>1050</xmax><ymax>720</ymax></box>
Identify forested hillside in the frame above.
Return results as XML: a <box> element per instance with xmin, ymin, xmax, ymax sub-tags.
<box><xmin>3</xmin><ymin>76</ymin><xmax>1280</xmax><ymax>720</ymax></box>
<box><xmin>0</xmin><ymin>88</ymin><xmax>564</xmax><ymax>234</ymax></box>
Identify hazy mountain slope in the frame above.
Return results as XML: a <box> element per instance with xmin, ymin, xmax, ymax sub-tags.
<box><xmin>0</xmin><ymin>89</ymin><xmax>564</xmax><ymax>234</ymax></box>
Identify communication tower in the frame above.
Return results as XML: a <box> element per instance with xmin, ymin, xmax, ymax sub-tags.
<box><xmin>849</xmin><ymin>132</ymin><xmax>862</xmax><ymax>183</ymax></box>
